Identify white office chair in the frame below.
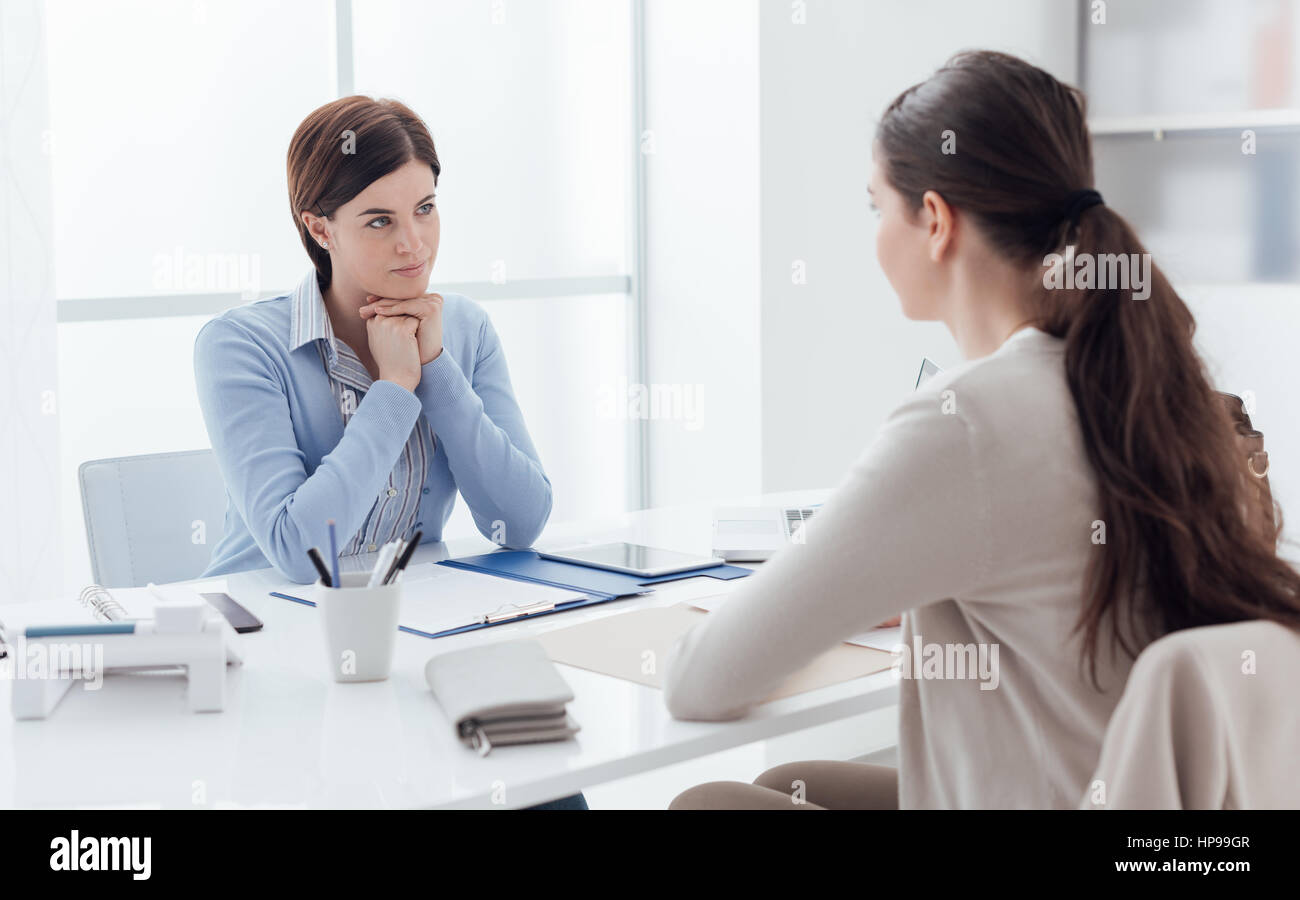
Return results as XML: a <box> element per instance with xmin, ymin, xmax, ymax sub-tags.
<box><xmin>79</xmin><ymin>449</ymin><xmax>228</xmax><ymax>588</ymax></box>
<box><xmin>1079</xmin><ymin>618</ymin><xmax>1300</xmax><ymax>809</ymax></box>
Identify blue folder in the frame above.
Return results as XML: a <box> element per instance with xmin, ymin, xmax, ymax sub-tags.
<box><xmin>270</xmin><ymin>551</ymin><xmax>752</xmax><ymax>640</ymax></box>
<box><xmin>268</xmin><ymin>587</ymin><xmax>612</xmax><ymax>640</ymax></box>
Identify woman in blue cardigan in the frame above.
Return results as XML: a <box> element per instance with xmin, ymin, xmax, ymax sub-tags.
<box><xmin>193</xmin><ymin>96</ymin><xmax>553</xmax><ymax>585</ymax></box>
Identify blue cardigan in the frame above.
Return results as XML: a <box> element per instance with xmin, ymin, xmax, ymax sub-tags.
<box><xmin>193</xmin><ymin>276</ymin><xmax>552</xmax><ymax>583</ymax></box>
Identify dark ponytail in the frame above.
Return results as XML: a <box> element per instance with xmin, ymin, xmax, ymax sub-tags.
<box><xmin>877</xmin><ymin>51</ymin><xmax>1300</xmax><ymax>688</ymax></box>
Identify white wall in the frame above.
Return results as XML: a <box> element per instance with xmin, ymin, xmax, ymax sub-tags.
<box><xmin>643</xmin><ymin>0</ymin><xmax>762</xmax><ymax>508</ymax></box>
<box><xmin>750</xmin><ymin>1</ymin><xmax>1300</xmax><ymax>558</ymax></box>
<box><xmin>641</xmin><ymin>0</ymin><xmax>1084</xmax><ymax>502</ymax></box>
<box><xmin>1183</xmin><ymin>284</ymin><xmax>1300</xmax><ymax>557</ymax></box>
<box><xmin>757</xmin><ymin>0</ymin><xmax>1080</xmax><ymax>491</ymax></box>
<box><xmin>1</xmin><ymin>2</ymin><xmax>59</xmax><ymax>605</ymax></box>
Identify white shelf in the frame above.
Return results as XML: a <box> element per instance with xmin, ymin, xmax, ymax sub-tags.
<box><xmin>1090</xmin><ymin>108</ymin><xmax>1300</xmax><ymax>137</ymax></box>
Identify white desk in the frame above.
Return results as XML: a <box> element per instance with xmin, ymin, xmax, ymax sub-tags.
<box><xmin>0</xmin><ymin>490</ymin><xmax>899</xmax><ymax>809</ymax></box>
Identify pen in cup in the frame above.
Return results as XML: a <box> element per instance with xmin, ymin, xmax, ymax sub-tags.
<box><xmin>367</xmin><ymin>540</ymin><xmax>401</xmax><ymax>588</ymax></box>
<box><xmin>383</xmin><ymin>530</ymin><xmax>422</xmax><ymax>585</ymax></box>
<box><xmin>378</xmin><ymin>538</ymin><xmax>406</xmax><ymax>585</ymax></box>
<box><xmin>307</xmin><ymin>547</ymin><xmax>333</xmax><ymax>587</ymax></box>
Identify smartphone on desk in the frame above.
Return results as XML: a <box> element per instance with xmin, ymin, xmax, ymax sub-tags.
<box><xmin>200</xmin><ymin>593</ymin><xmax>264</xmax><ymax>633</ymax></box>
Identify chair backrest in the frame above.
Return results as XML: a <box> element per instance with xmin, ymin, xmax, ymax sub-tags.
<box><xmin>1080</xmin><ymin>619</ymin><xmax>1300</xmax><ymax>809</ymax></box>
<box><xmin>79</xmin><ymin>450</ymin><xmax>227</xmax><ymax>588</ymax></box>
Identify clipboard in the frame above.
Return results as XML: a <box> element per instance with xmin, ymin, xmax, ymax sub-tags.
<box><xmin>269</xmin><ymin>550</ymin><xmax>752</xmax><ymax>639</ymax></box>
<box><xmin>269</xmin><ymin>588</ymin><xmax>620</xmax><ymax>639</ymax></box>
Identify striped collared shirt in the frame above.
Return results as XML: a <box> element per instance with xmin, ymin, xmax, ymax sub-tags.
<box><xmin>288</xmin><ymin>270</ymin><xmax>433</xmax><ymax>555</ymax></box>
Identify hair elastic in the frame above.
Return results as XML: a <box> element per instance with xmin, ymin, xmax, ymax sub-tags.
<box><xmin>1062</xmin><ymin>188</ymin><xmax>1104</xmax><ymax>226</ymax></box>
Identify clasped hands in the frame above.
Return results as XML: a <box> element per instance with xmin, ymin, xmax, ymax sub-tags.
<box><xmin>359</xmin><ymin>292</ymin><xmax>443</xmax><ymax>391</ymax></box>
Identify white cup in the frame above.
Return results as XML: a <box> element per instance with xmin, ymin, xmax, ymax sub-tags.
<box><xmin>314</xmin><ymin>571</ymin><xmax>402</xmax><ymax>682</ymax></box>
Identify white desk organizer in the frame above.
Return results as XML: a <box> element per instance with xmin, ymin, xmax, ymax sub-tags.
<box><xmin>11</xmin><ymin>596</ymin><xmax>244</xmax><ymax>720</ymax></box>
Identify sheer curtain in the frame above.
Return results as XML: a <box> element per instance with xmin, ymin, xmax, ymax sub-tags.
<box><xmin>0</xmin><ymin>1</ymin><xmax>58</xmax><ymax>606</ymax></box>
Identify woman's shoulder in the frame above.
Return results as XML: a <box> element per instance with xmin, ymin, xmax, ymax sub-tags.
<box><xmin>886</xmin><ymin>329</ymin><xmax>1071</xmax><ymax>450</ymax></box>
<box><xmin>437</xmin><ymin>291</ymin><xmax>498</xmax><ymax>358</ymax></box>
<box><xmin>437</xmin><ymin>290</ymin><xmax>488</xmax><ymax>328</ymax></box>
<box><xmin>920</xmin><ymin>329</ymin><xmax>1065</xmax><ymax>402</ymax></box>
<box><xmin>197</xmin><ymin>294</ymin><xmax>293</xmax><ymax>347</ymax></box>
<box><xmin>193</xmin><ymin>295</ymin><xmax>295</xmax><ymax>375</ymax></box>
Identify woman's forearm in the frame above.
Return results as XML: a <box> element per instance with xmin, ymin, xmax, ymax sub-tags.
<box><xmin>195</xmin><ymin>318</ymin><xmax>424</xmax><ymax>582</ymax></box>
<box><xmin>414</xmin><ymin>339</ymin><xmax>553</xmax><ymax>548</ymax></box>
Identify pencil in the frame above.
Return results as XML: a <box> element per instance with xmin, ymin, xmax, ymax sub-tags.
<box><xmin>327</xmin><ymin>519</ymin><xmax>341</xmax><ymax>588</ymax></box>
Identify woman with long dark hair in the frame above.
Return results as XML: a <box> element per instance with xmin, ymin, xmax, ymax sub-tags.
<box><xmin>665</xmin><ymin>51</ymin><xmax>1300</xmax><ymax>809</ymax></box>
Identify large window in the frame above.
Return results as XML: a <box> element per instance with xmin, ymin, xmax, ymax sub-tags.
<box><xmin>48</xmin><ymin>0</ymin><xmax>639</xmax><ymax>595</ymax></box>
<box><xmin>352</xmin><ymin>0</ymin><xmax>632</xmax><ymax>283</ymax></box>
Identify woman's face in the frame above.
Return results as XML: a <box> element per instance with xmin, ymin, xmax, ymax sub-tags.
<box><xmin>320</xmin><ymin>158</ymin><xmax>440</xmax><ymax>300</ymax></box>
<box><xmin>869</xmin><ymin>156</ymin><xmax>943</xmax><ymax>321</ymax></box>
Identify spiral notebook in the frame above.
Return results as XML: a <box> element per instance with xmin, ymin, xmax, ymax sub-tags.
<box><xmin>77</xmin><ymin>584</ymin><xmax>155</xmax><ymax>621</ymax></box>
<box><xmin>0</xmin><ymin>585</ymin><xmax>144</xmax><ymax>662</ymax></box>
<box><xmin>0</xmin><ymin>583</ymin><xmax>227</xmax><ymax>668</ymax></box>
<box><xmin>0</xmin><ymin>585</ymin><xmax>164</xmax><ymax>639</ymax></box>
<box><xmin>68</xmin><ymin>582</ymin><xmax>232</xmax><ymax>622</ymax></box>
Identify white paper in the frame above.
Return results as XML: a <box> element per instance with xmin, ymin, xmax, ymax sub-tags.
<box><xmin>687</xmin><ymin>592</ymin><xmax>903</xmax><ymax>652</ymax></box>
<box><xmin>398</xmin><ymin>563</ymin><xmax>589</xmax><ymax>635</ymax></box>
<box><xmin>685</xmin><ymin>592</ymin><xmax>735</xmax><ymax>613</ymax></box>
<box><xmin>846</xmin><ymin>626</ymin><xmax>904</xmax><ymax>652</ymax></box>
